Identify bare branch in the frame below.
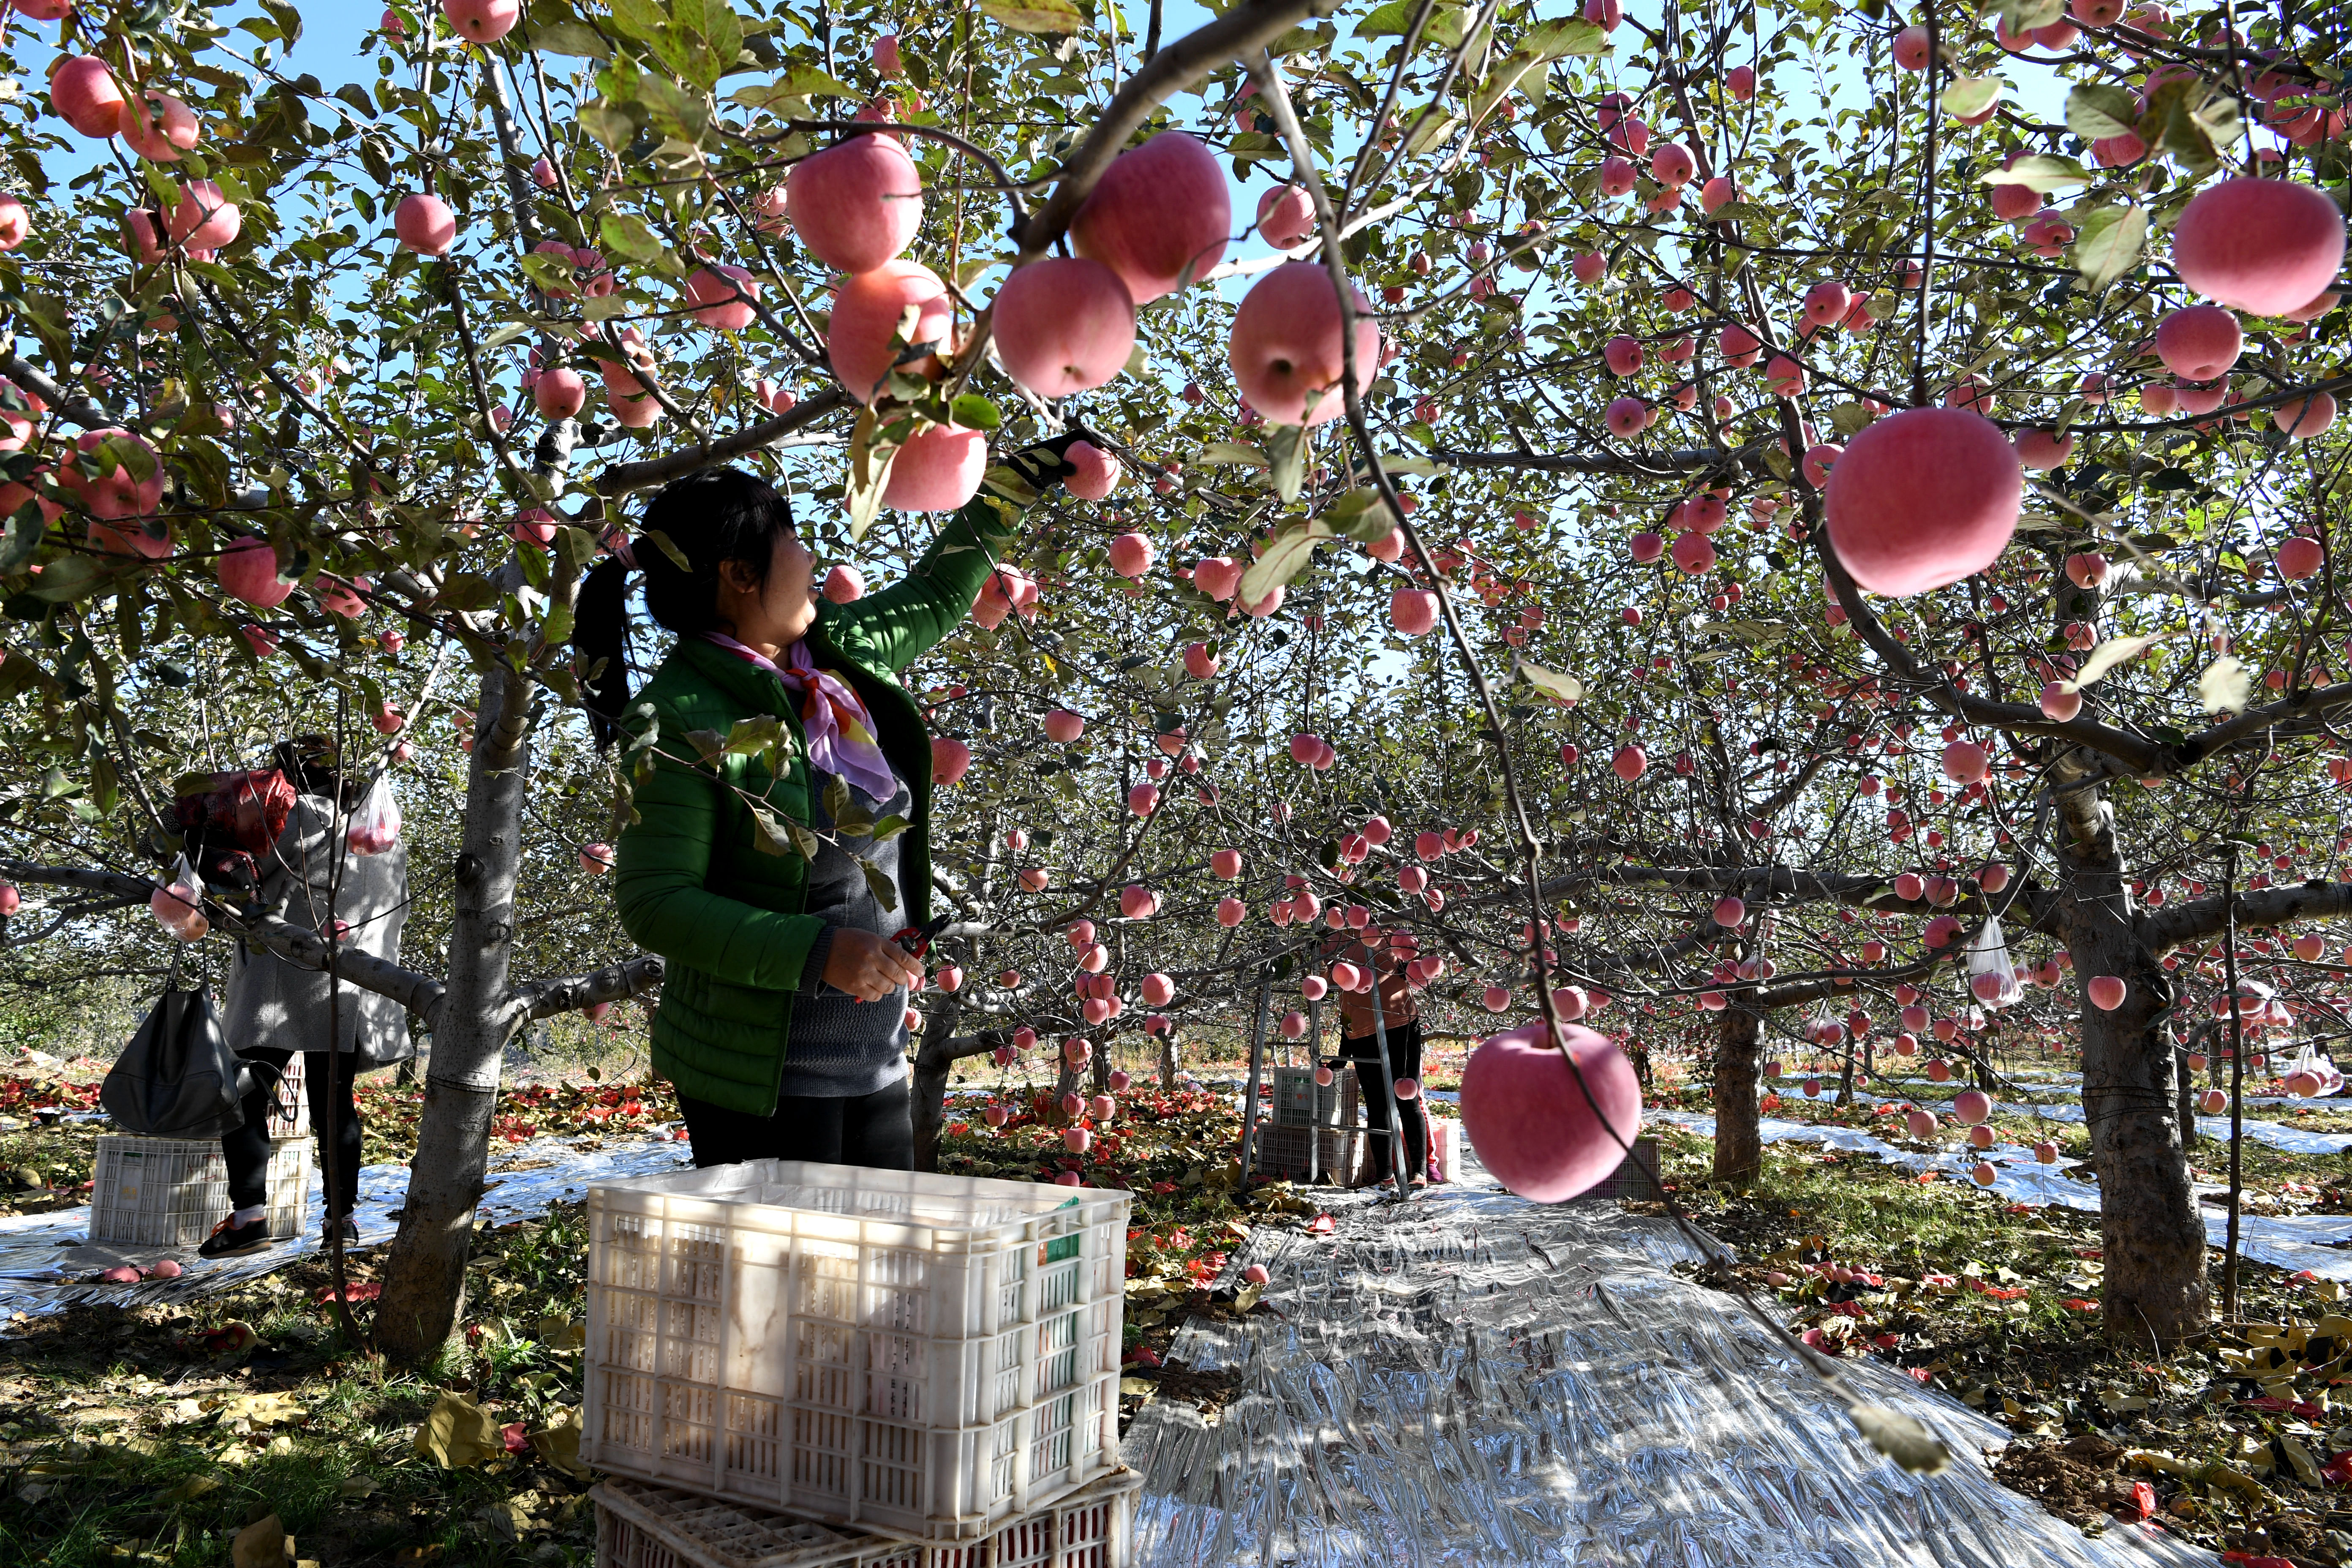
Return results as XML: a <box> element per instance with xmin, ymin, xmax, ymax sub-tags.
<box><xmin>594</xmin><ymin>387</ymin><xmax>849</xmax><ymax>496</ymax></box>
<box><xmin>513</xmin><ymin>955</ymin><xmax>666</xmax><ymax>1021</ymax></box>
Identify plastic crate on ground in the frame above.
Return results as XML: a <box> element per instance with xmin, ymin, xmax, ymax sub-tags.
<box><xmin>1269</xmin><ymin>1065</ymin><xmax>1345</xmax><ymax>1127</ymax></box>
<box><xmin>1580</xmin><ymin>1136</ymin><xmax>1663</xmax><ymax>1203</ymax></box>
<box><xmin>89</xmin><ymin>1134</ymin><xmax>310</xmax><ymax>1249</ymax></box>
<box><xmin>590</xmin><ymin>1469</ymin><xmax>1143</xmax><ymax>1568</ymax></box>
<box><xmin>1247</xmin><ymin>1124</ymin><xmax>1369</xmax><ymax>1187</ymax></box>
<box><xmin>583</xmin><ymin>1160</ymin><xmax>1130</xmax><ymax>1543</ymax></box>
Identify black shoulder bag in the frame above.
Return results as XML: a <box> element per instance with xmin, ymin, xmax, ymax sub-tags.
<box><xmin>100</xmin><ymin>974</ymin><xmax>249</xmax><ymax>1140</ymax></box>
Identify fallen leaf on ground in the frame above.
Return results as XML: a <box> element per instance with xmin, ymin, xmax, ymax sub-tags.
<box><xmin>414</xmin><ymin>1390</ymin><xmax>501</xmax><ymax>1469</ymax></box>
<box><xmin>230</xmin><ymin>1514</ymin><xmax>290</xmax><ymax>1568</ymax></box>
<box><xmin>156</xmin><ymin>1473</ymin><xmax>221</xmax><ymax>1502</ymax></box>
<box><xmin>528</xmin><ymin>1407</ymin><xmax>588</xmax><ymax>1479</ymax></box>
<box><xmin>218</xmin><ymin>1391</ymin><xmax>304</xmax><ymax>1427</ymax></box>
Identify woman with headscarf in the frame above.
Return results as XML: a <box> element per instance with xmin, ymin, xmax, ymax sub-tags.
<box><xmin>575</xmin><ymin>438</ymin><xmax>1084</xmax><ymax>1170</ymax></box>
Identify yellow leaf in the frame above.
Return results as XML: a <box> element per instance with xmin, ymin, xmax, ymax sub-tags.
<box><xmin>413</xmin><ymin>1391</ymin><xmax>501</xmax><ymax>1470</ymax></box>
<box><xmin>2198</xmin><ymin>655</ymin><xmax>2251</xmax><ymax>716</ymax></box>
<box><xmin>231</xmin><ymin>1514</ymin><xmax>290</xmax><ymax>1568</ymax></box>
<box><xmin>219</xmin><ymin>1391</ymin><xmax>305</xmax><ymax>1427</ymax></box>
<box><xmin>981</xmin><ymin>0</ymin><xmax>1084</xmax><ymax>33</ymax></box>
<box><xmin>530</xmin><ymin>1408</ymin><xmax>589</xmax><ymax>1480</ymax></box>
<box><xmin>1118</xmin><ymin>1376</ymin><xmax>1158</xmax><ymax>1400</ymax></box>
<box><xmin>535</xmin><ymin>1315</ymin><xmax>585</xmax><ymax>1350</ymax></box>
<box><xmin>157</xmin><ymin>1473</ymin><xmax>223</xmax><ymax>1503</ymax></box>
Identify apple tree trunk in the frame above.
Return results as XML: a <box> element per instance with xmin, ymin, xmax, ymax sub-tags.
<box><xmin>2054</xmin><ymin>773</ymin><xmax>2208</xmax><ymax>1346</ymax></box>
<box><xmin>909</xmin><ymin>985</ymin><xmax>966</xmax><ymax>1173</ymax></box>
<box><xmin>1712</xmin><ymin>994</ymin><xmax>1763</xmax><ymax>1184</ymax></box>
<box><xmin>376</xmin><ymin>666</ymin><xmax>534</xmax><ymax>1367</ymax></box>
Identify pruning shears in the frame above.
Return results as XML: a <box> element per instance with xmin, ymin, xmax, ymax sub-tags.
<box><xmin>891</xmin><ymin>912</ymin><xmax>953</xmax><ymax>959</ymax></box>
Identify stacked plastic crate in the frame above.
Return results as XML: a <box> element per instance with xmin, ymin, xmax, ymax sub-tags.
<box><xmin>1248</xmin><ymin>1064</ymin><xmax>1367</xmax><ymax>1184</ymax></box>
<box><xmin>88</xmin><ymin>1059</ymin><xmax>313</xmax><ymax>1248</ymax></box>
<box><xmin>580</xmin><ymin>1160</ymin><xmax>1138</xmax><ymax>1567</ymax></box>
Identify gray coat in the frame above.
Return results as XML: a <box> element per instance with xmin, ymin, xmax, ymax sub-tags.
<box><xmin>221</xmin><ymin>782</ymin><xmax>414</xmax><ymax>1067</ymax></box>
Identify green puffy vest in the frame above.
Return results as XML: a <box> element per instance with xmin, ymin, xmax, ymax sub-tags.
<box><xmin>610</xmin><ymin>493</ymin><xmax>1021</xmax><ymax>1115</ymax></box>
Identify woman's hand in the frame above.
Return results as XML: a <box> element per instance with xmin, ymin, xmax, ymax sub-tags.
<box><xmin>822</xmin><ymin>927</ymin><xmax>924</xmax><ymax>1002</ymax></box>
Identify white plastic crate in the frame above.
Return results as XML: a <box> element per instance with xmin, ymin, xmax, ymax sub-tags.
<box><xmin>89</xmin><ymin>1134</ymin><xmax>311</xmax><ymax>1248</ymax></box>
<box><xmin>583</xmin><ymin>1160</ymin><xmax>1130</xmax><ymax>1542</ymax></box>
<box><xmin>257</xmin><ymin>1053</ymin><xmax>310</xmax><ymax>1139</ymax></box>
<box><xmin>591</xmin><ymin>1468</ymin><xmax>1143</xmax><ymax>1568</ymax></box>
<box><xmin>1269</xmin><ymin>1064</ymin><xmax>1350</xmax><ymax>1127</ymax></box>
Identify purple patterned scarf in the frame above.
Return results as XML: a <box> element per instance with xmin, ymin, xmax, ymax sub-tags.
<box><xmin>704</xmin><ymin>633</ymin><xmax>898</xmax><ymax>803</ymax></box>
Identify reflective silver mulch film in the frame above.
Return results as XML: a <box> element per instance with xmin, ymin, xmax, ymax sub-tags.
<box><xmin>1125</xmin><ymin>1154</ymin><xmax>2217</xmax><ymax>1568</ymax></box>
<box><xmin>1647</xmin><ymin>1107</ymin><xmax>2352</xmax><ymax>1282</ymax></box>
<box><xmin>0</xmin><ymin>1129</ymin><xmax>694</xmax><ymax>1325</ymax></box>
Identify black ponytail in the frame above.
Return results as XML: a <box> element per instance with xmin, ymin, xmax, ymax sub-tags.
<box><xmin>576</xmin><ymin>553</ymin><xmax>637</xmax><ymax>749</ymax></box>
<box><xmin>572</xmin><ymin>466</ymin><xmax>800</xmax><ymax>750</ymax></box>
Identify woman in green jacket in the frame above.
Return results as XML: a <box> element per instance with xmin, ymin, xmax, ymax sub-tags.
<box><xmin>574</xmin><ymin>441</ymin><xmax>1077</xmax><ymax>1170</ymax></box>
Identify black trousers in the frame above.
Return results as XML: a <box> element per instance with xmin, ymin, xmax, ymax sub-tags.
<box><xmin>680</xmin><ymin>1078</ymin><xmax>914</xmax><ymax>1171</ymax></box>
<box><xmin>224</xmin><ymin>1049</ymin><xmax>362</xmax><ymax>1218</ymax></box>
<box><xmin>1339</xmin><ymin>1021</ymin><xmax>1429</xmax><ymax>1182</ymax></box>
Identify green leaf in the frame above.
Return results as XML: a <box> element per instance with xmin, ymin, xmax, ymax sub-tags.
<box><xmin>579</xmin><ymin>100</ymin><xmax>639</xmax><ymax>151</ymax></box>
<box><xmin>781</xmin><ymin>65</ymin><xmax>858</xmax><ymax>98</ymax></box>
<box><xmin>0</xmin><ymin>497</ymin><xmax>43</xmax><ymax>573</ymax></box>
<box><xmin>636</xmin><ymin>76</ymin><xmax>711</xmax><ymax>142</ymax></box>
<box><xmin>1236</xmin><ymin>520</ymin><xmax>1334</xmax><ymax>606</ymax></box>
<box><xmin>1939</xmin><ymin>77</ymin><xmax>2003</xmax><ymax>120</ymax></box>
<box><xmin>857</xmin><ymin>856</ymin><xmax>902</xmax><ymax>912</ymax></box>
<box><xmin>518</xmin><ymin>251</ymin><xmax>578</xmax><ymax>292</ymax></box>
<box><xmin>1257</xmin><ymin>428</ymin><xmax>1315</xmax><ymax>509</ymax></box>
<box><xmin>1356</xmin><ymin>0</ymin><xmax>1429</xmax><ymax>36</ymax></box>
<box><xmin>598</xmin><ymin>210</ymin><xmax>664</xmax><ymax>265</ymax></box>
<box><xmin>1995</xmin><ymin>0</ymin><xmax>2068</xmax><ymax>30</ymax></box>
<box><xmin>745</xmin><ymin>800</ymin><xmax>800</xmax><ymax>856</ymax></box>
<box><xmin>1980</xmin><ymin>153</ymin><xmax>2089</xmax><ymax>193</ymax></box>
<box><xmin>980</xmin><ymin>0</ymin><xmax>1085</xmax><ymax>33</ymax></box>
<box><xmin>845</xmin><ymin>407</ymin><xmax>904</xmax><ymax>544</ymax></box>
<box><xmin>697</xmin><ymin>4</ymin><xmax>742</xmax><ymax>88</ymax></box>
<box><xmin>727</xmin><ymin>715</ymin><xmax>787</xmax><ymax>757</ymax></box>
<box><xmin>1471</xmin><ymin>20</ymin><xmax>1607</xmax><ymax>126</ymax></box>
<box><xmin>259</xmin><ymin>0</ymin><xmax>303</xmax><ymax>49</ymax></box>
<box><xmin>2065</xmin><ymin>84</ymin><xmax>2140</xmax><ymax>142</ymax></box>
<box><xmin>604</xmin><ymin>0</ymin><xmax>672</xmax><ymax>45</ymax></box>
<box><xmin>2141</xmin><ymin>77</ymin><xmax>2232</xmax><ymax>178</ymax></box>
<box><xmin>30</xmin><ymin>554</ymin><xmax>106</xmax><ymax>603</ymax></box>
<box><xmin>640</xmin><ymin>528</ymin><xmax>692</xmax><ymax>573</ymax></box>
<box><xmin>1197</xmin><ymin>441</ymin><xmax>1267</xmax><ymax>469</ymax></box>
<box><xmin>1519</xmin><ymin>16</ymin><xmax>1608</xmax><ymax>57</ymax></box>
<box><xmin>949</xmin><ymin>394</ymin><xmax>1001</xmax><ymax>432</ymax></box>
<box><xmin>528</xmin><ymin>19</ymin><xmax>613</xmax><ymax>59</ymax></box>
<box><xmin>1324</xmin><ymin>487</ymin><xmax>1398</xmax><ymax>543</ymax></box>
<box><xmin>869</xmin><ymin>813</ymin><xmax>910</xmax><ymax>843</ymax></box>
<box><xmin>1360</xmin><ymin>453</ymin><xmax>1447</xmax><ymax>478</ymax></box>
<box><xmin>2069</xmin><ymin>204</ymin><xmax>2147</xmax><ymax>291</ymax></box>
<box><xmin>1404</xmin><ymin>109</ymin><xmax>1459</xmax><ymax>158</ymax></box>
<box><xmin>1516</xmin><ymin>660</ymin><xmax>1584</xmax><ymax>703</ymax></box>
<box><xmin>436</xmin><ymin>571</ymin><xmax>501</xmax><ymax>611</ymax></box>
